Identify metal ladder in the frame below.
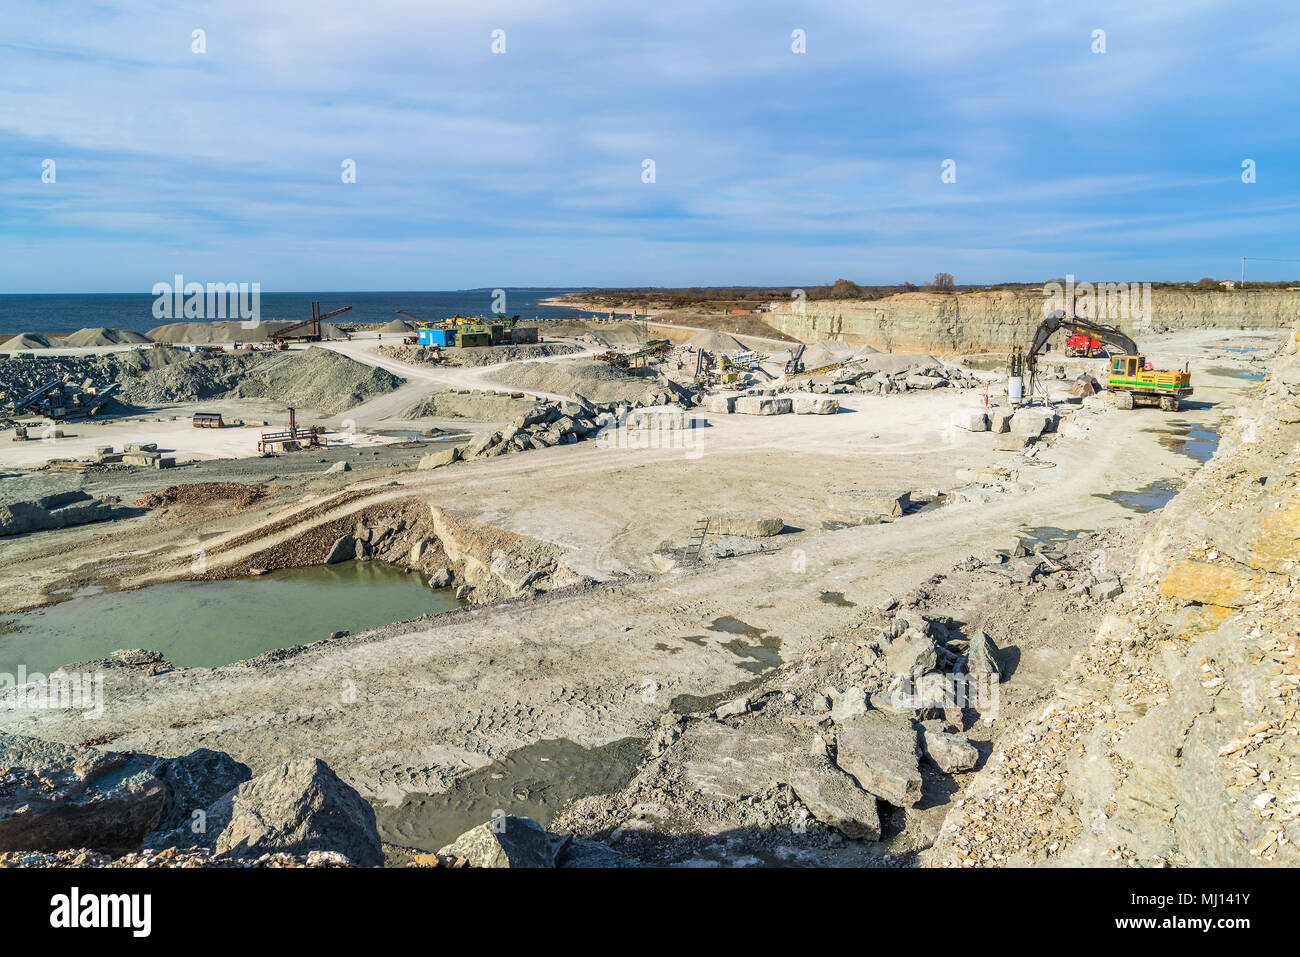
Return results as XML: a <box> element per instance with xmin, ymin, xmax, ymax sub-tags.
<box><xmin>687</xmin><ymin>517</ymin><xmax>710</xmax><ymax>559</ymax></box>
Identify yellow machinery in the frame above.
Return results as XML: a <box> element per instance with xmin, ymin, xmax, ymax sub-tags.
<box><xmin>1105</xmin><ymin>354</ymin><xmax>1193</xmax><ymax>410</ymax></box>
<box><xmin>1023</xmin><ymin>311</ymin><xmax>1193</xmax><ymax>412</ymax></box>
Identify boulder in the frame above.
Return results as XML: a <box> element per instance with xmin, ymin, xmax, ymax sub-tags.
<box><xmin>993</xmin><ymin>432</ymin><xmax>1035</xmax><ymax>451</ymax></box>
<box><xmin>325</xmin><ymin>534</ymin><xmax>356</xmax><ymax>564</ymax></box>
<box><xmin>714</xmin><ymin>696</ymin><xmax>751</xmax><ymax>719</ymax></box>
<box><xmin>886</xmin><ymin>630</ymin><xmax>938</xmax><ymax>677</ymax></box>
<box><xmin>965</xmin><ymin>630</ymin><xmax>1003</xmax><ymax>679</ymax></box>
<box><xmin>1009</xmin><ymin>408</ymin><xmax>1058</xmax><ymax>436</ymax></box>
<box><xmin>428</xmin><ymin>567</ymin><xmax>454</xmax><ymax>589</ymax></box>
<box><xmin>148</xmin><ymin>748</ymin><xmax>252</xmax><ymax>836</ymax></box>
<box><xmin>825</xmin><ymin>488</ymin><xmax>908</xmax><ymax>525</ymax></box>
<box><xmin>417</xmin><ymin>446</ymin><xmax>461</xmax><ymax>470</ymax></box>
<box><xmin>0</xmin><ymin>493</ymin><xmax>114</xmax><ymax>538</ymax></box>
<box><xmin>988</xmin><ymin>407</ymin><xmax>1013</xmax><ymax>433</ymax></box>
<box><xmin>1089</xmin><ymin>578</ymin><xmax>1123</xmax><ymax>601</ymax></box>
<box><xmin>905</xmin><ymin>374</ymin><xmax>946</xmax><ymax>390</ymax></box>
<box><xmin>792</xmin><ymin>394</ymin><xmax>839</xmax><ymax>415</ymax></box>
<box><xmin>439</xmin><ymin>815</ymin><xmax>569</xmax><ymax>868</ymax></box>
<box><xmin>208</xmin><ymin>759</ymin><xmax>383</xmax><ymax>867</ymax></box>
<box><xmin>951</xmin><ymin>410</ymin><xmax>989</xmax><ymax>432</ymax></box>
<box><xmin>830</xmin><ymin>686</ymin><xmax>869</xmax><ymax>723</ymax></box>
<box><xmin>557</xmin><ymin>836</ymin><xmax>644</xmax><ymax>867</ymax></box>
<box><xmin>0</xmin><ymin>733</ymin><xmax>164</xmax><ymax>855</ymax></box>
<box><xmin>788</xmin><ymin>757</ymin><xmax>881</xmax><ymax>841</ymax></box>
<box><xmin>627</xmin><ymin>405</ymin><xmax>688</xmax><ymax>430</ymax></box>
<box><xmin>464</xmin><ymin>429</ymin><xmax>502</xmax><ymax>459</ymax></box>
<box><xmin>835</xmin><ymin>712</ymin><xmax>923</xmax><ymax>808</ymax></box>
<box><xmin>919</xmin><ymin>727</ymin><xmax>980</xmax><ymax>773</ymax></box>
<box><xmin>705</xmin><ymin>512</ymin><xmax>784</xmax><ymax>537</ymax></box>
<box><xmin>734</xmin><ymin>396</ymin><xmax>793</xmax><ymax>415</ymax></box>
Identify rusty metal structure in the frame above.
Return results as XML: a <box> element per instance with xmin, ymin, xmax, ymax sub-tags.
<box><xmin>270</xmin><ymin>301</ymin><xmax>353</xmax><ymax>346</ymax></box>
<box><xmin>258</xmin><ymin>407</ymin><xmax>325</xmax><ymax>452</ymax></box>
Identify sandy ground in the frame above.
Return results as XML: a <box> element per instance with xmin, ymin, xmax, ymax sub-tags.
<box><xmin>0</xmin><ymin>329</ymin><xmax>1282</xmax><ymax>841</ymax></box>
<box><xmin>0</xmin><ymin>400</ymin><xmax>400</xmax><ymax>468</ymax></box>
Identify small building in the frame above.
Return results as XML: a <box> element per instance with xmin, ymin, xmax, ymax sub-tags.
<box><xmin>509</xmin><ymin>325</ymin><xmax>540</xmax><ymax>344</ymax></box>
<box><xmin>1219</xmin><ymin>280</ymin><xmax>1236</xmax><ymax>289</ymax></box>
<box><xmin>418</xmin><ymin>327</ymin><xmax>456</xmax><ymax>347</ymax></box>
<box><xmin>192</xmin><ymin>411</ymin><xmax>224</xmax><ymax>428</ymax></box>
<box><xmin>456</xmin><ymin>329</ymin><xmax>492</xmax><ymax>348</ymax></box>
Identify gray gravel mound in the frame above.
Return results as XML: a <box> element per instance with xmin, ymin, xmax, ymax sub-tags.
<box><xmin>63</xmin><ymin>328</ymin><xmax>153</xmax><ymax>347</ymax></box>
<box><xmin>490</xmin><ymin>358</ymin><xmax>658</xmax><ymax>403</ymax></box>
<box><xmin>118</xmin><ymin>347</ymin><xmax>404</xmax><ymax>415</ymax></box>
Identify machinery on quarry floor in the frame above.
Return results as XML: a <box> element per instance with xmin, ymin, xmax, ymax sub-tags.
<box><xmin>1011</xmin><ymin>310</ymin><xmax>1193</xmax><ymax>411</ymax></box>
<box><xmin>597</xmin><ymin>339</ymin><xmax>671</xmax><ymax>369</ymax></box>
<box><xmin>8</xmin><ymin>379</ymin><xmax>120</xmax><ymax>420</ymax></box>
<box><xmin>270</xmin><ymin>301</ymin><xmax>353</xmax><ymax>348</ymax></box>
<box><xmin>258</xmin><ymin>407</ymin><xmax>325</xmax><ymax>452</ymax></box>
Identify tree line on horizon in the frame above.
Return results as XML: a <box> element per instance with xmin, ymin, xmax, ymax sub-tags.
<box><xmin>572</xmin><ymin>273</ymin><xmax>1300</xmax><ymax>308</ymax></box>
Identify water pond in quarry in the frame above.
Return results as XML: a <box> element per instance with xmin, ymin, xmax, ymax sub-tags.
<box><xmin>0</xmin><ymin>561</ymin><xmax>461</xmax><ymax>676</ymax></box>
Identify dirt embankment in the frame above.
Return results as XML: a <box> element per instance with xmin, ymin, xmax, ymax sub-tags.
<box><xmin>157</xmin><ymin>489</ymin><xmax>588</xmax><ymax>607</ymax></box>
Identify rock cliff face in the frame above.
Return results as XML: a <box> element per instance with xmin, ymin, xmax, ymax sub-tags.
<box><xmin>765</xmin><ymin>289</ymin><xmax>1300</xmax><ymax>354</ymax></box>
<box><xmin>927</xmin><ymin>327</ymin><xmax>1300</xmax><ymax>868</ymax></box>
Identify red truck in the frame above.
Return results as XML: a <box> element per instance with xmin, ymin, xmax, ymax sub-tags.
<box><xmin>1065</xmin><ymin>332</ymin><xmax>1103</xmax><ymax>357</ymax></box>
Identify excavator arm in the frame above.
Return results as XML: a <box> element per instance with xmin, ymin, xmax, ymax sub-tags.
<box><xmin>1027</xmin><ymin>310</ymin><xmax>1137</xmax><ymax>371</ymax></box>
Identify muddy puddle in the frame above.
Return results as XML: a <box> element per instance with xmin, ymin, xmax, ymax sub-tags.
<box><xmin>1205</xmin><ymin>365</ymin><xmax>1267</xmax><ymax>381</ymax></box>
<box><xmin>0</xmin><ymin>562</ymin><xmax>461</xmax><ymax>675</ymax></box>
<box><xmin>1019</xmin><ymin>526</ymin><xmax>1084</xmax><ymax>548</ymax></box>
<box><xmin>1095</xmin><ymin>478</ymin><xmax>1182</xmax><ymax>513</ymax></box>
<box><xmin>374</xmin><ymin>736</ymin><xmax>646</xmax><ymax>852</ymax></box>
<box><xmin>705</xmin><ymin>616</ymin><xmax>783</xmax><ymax>674</ymax></box>
<box><xmin>1147</xmin><ymin>422</ymin><xmax>1221</xmax><ymax>463</ymax></box>
<box><xmin>819</xmin><ymin>590</ymin><xmax>855</xmax><ymax>607</ymax></box>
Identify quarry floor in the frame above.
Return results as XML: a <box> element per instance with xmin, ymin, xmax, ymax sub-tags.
<box><xmin>0</xmin><ymin>327</ymin><xmax>1284</xmax><ymax>862</ymax></box>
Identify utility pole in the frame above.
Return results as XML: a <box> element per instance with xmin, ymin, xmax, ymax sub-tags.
<box><xmin>1242</xmin><ymin>256</ymin><xmax>1246</xmax><ymax>288</ymax></box>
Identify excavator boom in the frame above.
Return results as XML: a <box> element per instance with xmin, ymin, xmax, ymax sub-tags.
<box><xmin>1027</xmin><ymin>310</ymin><xmax>1137</xmax><ymax>370</ymax></box>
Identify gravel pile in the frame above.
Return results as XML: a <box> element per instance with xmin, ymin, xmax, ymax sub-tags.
<box><xmin>490</xmin><ymin>358</ymin><xmax>663</xmax><ymax>403</ymax></box>
<box><xmin>147</xmin><ymin>320</ymin><xmax>346</xmax><ymax>344</ymax></box>
<box><xmin>134</xmin><ymin>482</ymin><xmax>267</xmax><ymax>510</ymax></box>
<box><xmin>686</xmin><ymin>330</ymin><xmax>750</xmax><ymax>353</ymax></box>
<box><xmin>118</xmin><ymin>347</ymin><xmax>404</xmax><ymax>415</ymax></box>
<box><xmin>1</xmin><ymin>333</ymin><xmax>59</xmax><ymax>350</ymax></box>
<box><xmin>538</xmin><ymin>320</ymin><xmax>647</xmax><ymax>348</ymax></box>
<box><xmin>777</xmin><ymin>352</ymin><xmax>983</xmax><ymax>395</ymax></box>
<box><xmin>0</xmin><ymin>346</ymin><xmax>184</xmax><ymax>405</ymax></box>
<box><xmin>406</xmin><ymin>390</ymin><xmax>538</xmax><ymax>421</ymax></box>
<box><xmin>62</xmin><ymin>327</ymin><xmax>153</xmax><ymax>347</ymax></box>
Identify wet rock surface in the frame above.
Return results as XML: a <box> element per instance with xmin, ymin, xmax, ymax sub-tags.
<box><xmin>0</xmin><ymin>733</ymin><xmax>163</xmax><ymax>855</ymax></box>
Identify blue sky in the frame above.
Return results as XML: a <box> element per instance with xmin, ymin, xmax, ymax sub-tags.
<box><xmin>2</xmin><ymin>1</ymin><xmax>1298</xmax><ymax>292</ymax></box>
